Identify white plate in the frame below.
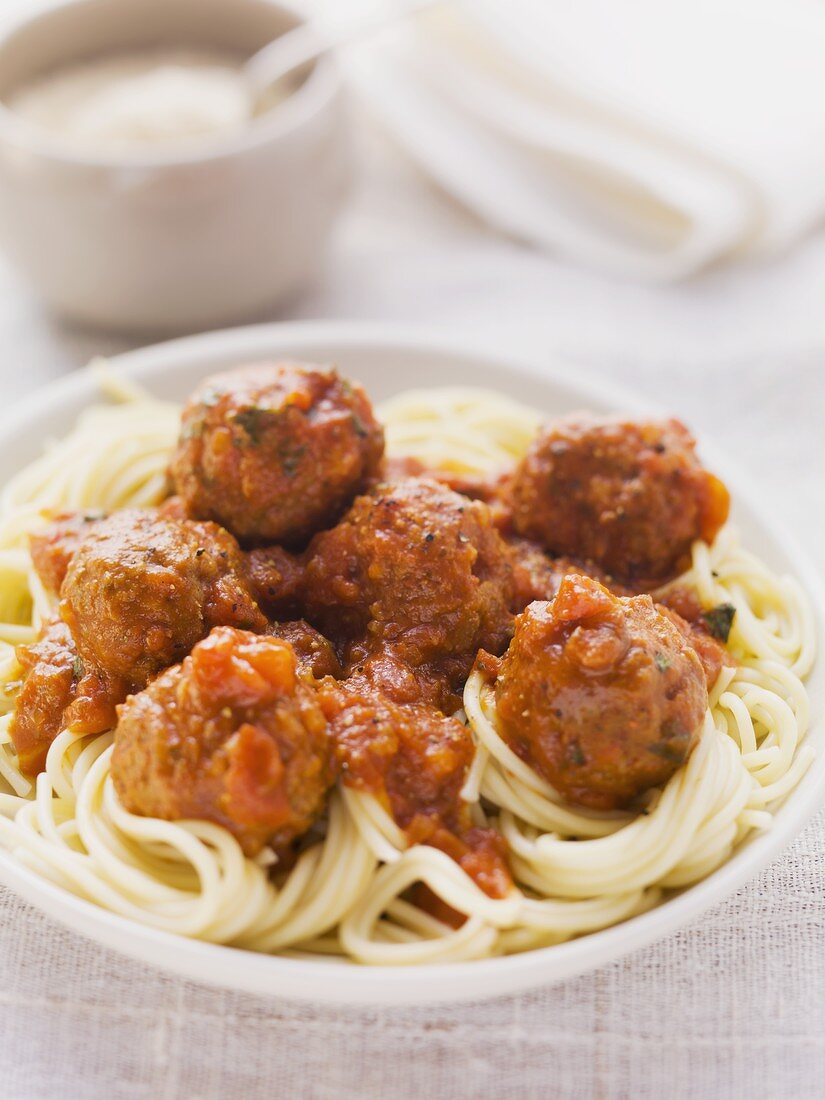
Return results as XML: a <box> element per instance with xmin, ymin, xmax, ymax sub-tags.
<box><xmin>1</xmin><ymin>321</ymin><xmax>823</xmax><ymax>1005</ymax></box>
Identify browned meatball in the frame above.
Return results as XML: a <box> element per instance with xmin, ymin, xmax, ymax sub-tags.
<box><xmin>303</xmin><ymin>477</ymin><xmax>515</xmax><ymax>708</ymax></box>
<box><xmin>506</xmin><ymin>538</ymin><xmax>561</xmax><ymax>610</ymax></box>
<box><xmin>30</xmin><ymin>512</ymin><xmax>102</xmax><ymax>596</ymax></box>
<box><xmin>10</xmin><ymin>619</ymin><xmax>77</xmax><ymax>776</ymax></box>
<box><xmin>61</xmin><ymin>510</ymin><xmax>266</xmax><ymax>691</ymax></box>
<box><xmin>9</xmin><ymin>618</ymin><xmax>120</xmax><ymax>776</ymax></box>
<box><xmin>112</xmin><ymin>627</ymin><xmax>334</xmax><ymax>857</ymax></box>
<box><xmin>379</xmin><ymin>454</ymin><xmax>506</xmax><ymax>508</ymax></box>
<box><xmin>320</xmin><ymin>677</ymin><xmax>511</xmax><ymax>897</ymax></box>
<box><xmin>268</xmin><ymin>620</ymin><xmax>342</xmax><ymax>681</ymax></box>
<box><xmin>505</xmin><ymin>416</ymin><xmax>730</xmax><ymax>582</ymax></box>
<box><xmin>506</xmin><ymin>537</ymin><xmax>631</xmax><ymax>612</ymax></box>
<box><xmin>245</xmin><ymin>544</ymin><xmax>306</xmax><ymax>618</ymax></box>
<box><xmin>170</xmin><ymin>362</ymin><xmax>385</xmax><ymax>546</ymax></box>
<box><xmin>655</xmin><ymin>585</ymin><xmax>736</xmax><ymax>689</ymax></box>
<box><xmin>490</xmin><ymin>573</ymin><xmax>708</xmax><ymax>810</ymax></box>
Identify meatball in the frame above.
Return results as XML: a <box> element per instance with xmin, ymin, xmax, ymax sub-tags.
<box><xmin>170</xmin><ymin>362</ymin><xmax>385</xmax><ymax>546</ymax></box>
<box><xmin>656</xmin><ymin>585</ymin><xmax>736</xmax><ymax>688</ymax></box>
<box><xmin>30</xmin><ymin>512</ymin><xmax>102</xmax><ymax>597</ymax></box>
<box><xmin>343</xmin><ymin>650</ymin><xmax>459</xmax><ymax>712</ymax></box>
<box><xmin>506</xmin><ymin>537</ymin><xmax>629</xmax><ymax>612</ymax></box>
<box><xmin>303</xmin><ymin>477</ymin><xmax>515</xmax><ymax>707</ymax></box>
<box><xmin>321</xmin><ymin>678</ymin><xmax>511</xmax><ymax>897</ymax></box>
<box><xmin>380</xmin><ymin>454</ymin><xmax>505</xmax><ymax>506</ymax></box>
<box><xmin>245</xmin><ymin>544</ymin><xmax>305</xmax><ymax>618</ymax></box>
<box><xmin>268</xmin><ymin>620</ymin><xmax>342</xmax><ymax>681</ymax></box>
<box><xmin>507</xmin><ymin>538</ymin><xmax>560</xmax><ymax>610</ymax></box>
<box><xmin>61</xmin><ymin>510</ymin><xmax>266</xmax><ymax>691</ymax></box>
<box><xmin>112</xmin><ymin>627</ymin><xmax>334</xmax><ymax>857</ymax></box>
<box><xmin>9</xmin><ymin>618</ymin><xmax>118</xmax><ymax>775</ymax></box>
<box><xmin>10</xmin><ymin>619</ymin><xmax>78</xmax><ymax>775</ymax></box>
<box><xmin>505</xmin><ymin>416</ymin><xmax>730</xmax><ymax>582</ymax></box>
<box><xmin>491</xmin><ymin>573</ymin><xmax>708</xmax><ymax>810</ymax></box>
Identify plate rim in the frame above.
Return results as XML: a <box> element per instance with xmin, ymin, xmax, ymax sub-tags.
<box><xmin>1</xmin><ymin>318</ymin><xmax>823</xmax><ymax>1005</ymax></box>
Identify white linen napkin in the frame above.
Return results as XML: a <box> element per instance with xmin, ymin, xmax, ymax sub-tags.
<box><xmin>330</xmin><ymin>0</ymin><xmax>825</xmax><ymax>280</ymax></box>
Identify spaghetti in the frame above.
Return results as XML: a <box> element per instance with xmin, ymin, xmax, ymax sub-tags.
<box><xmin>0</xmin><ymin>374</ymin><xmax>814</xmax><ymax>964</ymax></box>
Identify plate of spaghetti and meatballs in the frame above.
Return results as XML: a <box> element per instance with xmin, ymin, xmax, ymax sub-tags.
<box><xmin>0</xmin><ymin>322</ymin><xmax>820</xmax><ymax>1004</ymax></box>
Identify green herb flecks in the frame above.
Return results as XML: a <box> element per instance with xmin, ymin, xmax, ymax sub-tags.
<box><xmin>566</xmin><ymin>739</ymin><xmax>586</xmax><ymax>767</ymax></box>
<box><xmin>703</xmin><ymin>603</ymin><xmax>736</xmax><ymax>643</ymax></box>
<box><xmin>350</xmin><ymin>411</ymin><xmax>370</xmax><ymax>440</ymax></box>
<box><xmin>232</xmin><ymin>407</ymin><xmax>276</xmax><ymax>445</ymax></box>
<box><xmin>281</xmin><ymin>444</ymin><xmax>307</xmax><ymax>477</ymax></box>
<box><xmin>648</xmin><ymin>741</ymin><xmax>687</xmax><ymax>763</ymax></box>
<box><xmin>660</xmin><ymin>719</ymin><xmax>688</xmax><ymax>742</ymax></box>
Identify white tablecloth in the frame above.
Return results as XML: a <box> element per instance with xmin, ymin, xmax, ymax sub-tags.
<box><xmin>1</xmin><ymin>120</ymin><xmax>824</xmax><ymax>1099</ymax></box>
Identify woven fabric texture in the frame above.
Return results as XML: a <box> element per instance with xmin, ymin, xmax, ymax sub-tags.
<box><xmin>2</xmin><ymin>808</ymin><xmax>825</xmax><ymax>1099</ymax></box>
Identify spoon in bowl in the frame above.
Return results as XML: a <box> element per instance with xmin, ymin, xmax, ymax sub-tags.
<box><xmin>245</xmin><ymin>0</ymin><xmax>443</xmax><ymax>103</ymax></box>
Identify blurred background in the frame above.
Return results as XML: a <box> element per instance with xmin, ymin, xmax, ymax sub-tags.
<box><xmin>2</xmin><ymin>0</ymin><xmax>825</xmax><ymax>376</ymax></box>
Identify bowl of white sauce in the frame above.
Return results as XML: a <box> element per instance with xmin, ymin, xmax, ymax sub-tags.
<box><xmin>0</xmin><ymin>0</ymin><xmax>351</xmax><ymax>333</ymax></box>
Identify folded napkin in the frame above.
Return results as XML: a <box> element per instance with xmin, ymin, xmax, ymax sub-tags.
<box><xmin>325</xmin><ymin>0</ymin><xmax>825</xmax><ymax>280</ymax></box>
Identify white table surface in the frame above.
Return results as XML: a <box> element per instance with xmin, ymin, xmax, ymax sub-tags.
<box><xmin>1</xmin><ymin>110</ymin><xmax>824</xmax><ymax>1098</ymax></box>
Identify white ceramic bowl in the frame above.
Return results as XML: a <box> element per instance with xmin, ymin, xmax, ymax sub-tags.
<box><xmin>0</xmin><ymin>0</ymin><xmax>350</xmax><ymax>333</ymax></box>
<box><xmin>2</xmin><ymin>321</ymin><xmax>823</xmax><ymax>1005</ymax></box>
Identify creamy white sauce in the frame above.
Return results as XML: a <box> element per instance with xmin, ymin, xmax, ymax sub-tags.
<box><xmin>5</xmin><ymin>48</ymin><xmax>264</xmax><ymax>153</ymax></box>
